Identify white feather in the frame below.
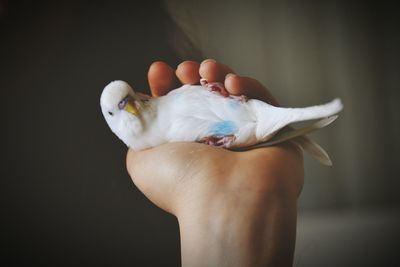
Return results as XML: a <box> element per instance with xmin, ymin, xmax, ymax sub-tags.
<box><xmin>100</xmin><ymin>81</ymin><xmax>343</xmax><ymax>165</ymax></box>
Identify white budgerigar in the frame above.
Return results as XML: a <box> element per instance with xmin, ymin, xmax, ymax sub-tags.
<box><xmin>100</xmin><ymin>80</ymin><xmax>343</xmax><ymax>165</ymax></box>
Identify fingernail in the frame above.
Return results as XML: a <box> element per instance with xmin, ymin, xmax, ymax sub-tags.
<box><xmin>225</xmin><ymin>73</ymin><xmax>236</xmax><ymax>79</ymax></box>
<box><xmin>177</xmin><ymin>61</ymin><xmax>189</xmax><ymax>69</ymax></box>
<box><xmin>200</xmin><ymin>58</ymin><xmax>217</xmax><ymax>66</ymax></box>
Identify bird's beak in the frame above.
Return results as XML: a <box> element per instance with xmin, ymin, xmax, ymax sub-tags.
<box><xmin>124</xmin><ymin>100</ymin><xmax>140</xmax><ymax>116</ymax></box>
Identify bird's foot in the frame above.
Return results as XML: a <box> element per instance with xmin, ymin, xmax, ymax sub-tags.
<box><xmin>200</xmin><ymin>79</ymin><xmax>248</xmax><ymax>102</ymax></box>
<box><xmin>199</xmin><ymin>135</ymin><xmax>236</xmax><ymax>148</ymax></box>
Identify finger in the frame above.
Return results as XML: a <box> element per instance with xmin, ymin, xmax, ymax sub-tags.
<box><xmin>148</xmin><ymin>61</ymin><xmax>180</xmax><ymax>97</ymax></box>
<box><xmin>199</xmin><ymin>59</ymin><xmax>235</xmax><ymax>82</ymax></box>
<box><xmin>224</xmin><ymin>74</ymin><xmax>279</xmax><ymax>106</ymax></box>
<box><xmin>176</xmin><ymin>61</ymin><xmax>201</xmax><ymax>84</ymax></box>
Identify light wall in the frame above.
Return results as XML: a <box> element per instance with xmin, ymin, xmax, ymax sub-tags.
<box><xmin>167</xmin><ymin>0</ymin><xmax>400</xmax><ymax>210</ymax></box>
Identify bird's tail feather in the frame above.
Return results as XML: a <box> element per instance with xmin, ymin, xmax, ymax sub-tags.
<box><xmin>287</xmin><ymin>98</ymin><xmax>343</xmax><ymax>122</ymax></box>
<box><xmin>293</xmin><ymin>136</ymin><xmax>332</xmax><ymax>166</ymax></box>
<box><xmin>253</xmin><ymin>98</ymin><xmax>343</xmax><ymax>141</ymax></box>
<box><xmin>263</xmin><ymin>115</ymin><xmax>338</xmax><ymax>146</ymax></box>
<box><xmin>235</xmin><ymin>116</ymin><xmax>338</xmax><ymax>166</ymax></box>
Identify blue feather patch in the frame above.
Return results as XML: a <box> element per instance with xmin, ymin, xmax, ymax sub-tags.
<box><xmin>209</xmin><ymin>121</ymin><xmax>238</xmax><ymax>137</ymax></box>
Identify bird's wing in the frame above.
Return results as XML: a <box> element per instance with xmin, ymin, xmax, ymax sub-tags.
<box><xmin>136</xmin><ymin>92</ymin><xmax>152</xmax><ymax>100</ymax></box>
<box><xmin>231</xmin><ymin>116</ymin><xmax>338</xmax><ymax>165</ymax></box>
<box><xmin>257</xmin><ymin>116</ymin><xmax>338</xmax><ymax>146</ymax></box>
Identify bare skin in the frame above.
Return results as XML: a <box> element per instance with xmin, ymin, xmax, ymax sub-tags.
<box><xmin>127</xmin><ymin>60</ymin><xmax>304</xmax><ymax>267</ymax></box>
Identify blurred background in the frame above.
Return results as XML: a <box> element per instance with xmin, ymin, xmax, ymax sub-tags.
<box><xmin>1</xmin><ymin>0</ymin><xmax>398</xmax><ymax>266</ymax></box>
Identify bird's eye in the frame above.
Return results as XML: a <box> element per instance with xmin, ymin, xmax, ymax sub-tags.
<box><xmin>108</xmin><ymin>111</ymin><xmax>113</xmax><ymax>116</ymax></box>
<box><xmin>118</xmin><ymin>99</ymin><xmax>127</xmax><ymax>110</ymax></box>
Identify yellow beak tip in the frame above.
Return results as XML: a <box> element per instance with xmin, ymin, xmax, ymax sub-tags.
<box><xmin>124</xmin><ymin>102</ymin><xmax>140</xmax><ymax>116</ymax></box>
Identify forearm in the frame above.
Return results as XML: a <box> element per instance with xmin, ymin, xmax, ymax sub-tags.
<box><xmin>177</xmin><ymin>189</ymin><xmax>298</xmax><ymax>267</ymax></box>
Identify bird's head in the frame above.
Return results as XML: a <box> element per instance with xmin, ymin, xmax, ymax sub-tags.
<box><xmin>100</xmin><ymin>80</ymin><xmax>144</xmax><ymax>147</ymax></box>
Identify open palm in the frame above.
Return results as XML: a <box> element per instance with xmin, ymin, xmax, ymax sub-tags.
<box><xmin>126</xmin><ymin>60</ymin><xmax>304</xmax><ymax>266</ymax></box>
<box><xmin>126</xmin><ymin>60</ymin><xmax>303</xmax><ymax>216</ymax></box>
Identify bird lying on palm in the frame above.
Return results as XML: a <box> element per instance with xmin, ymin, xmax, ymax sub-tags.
<box><xmin>100</xmin><ymin>79</ymin><xmax>343</xmax><ymax>165</ymax></box>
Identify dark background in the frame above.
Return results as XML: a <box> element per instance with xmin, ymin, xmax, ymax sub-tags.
<box><xmin>1</xmin><ymin>1</ymin><xmax>186</xmax><ymax>265</ymax></box>
<box><xmin>1</xmin><ymin>0</ymin><xmax>399</xmax><ymax>266</ymax></box>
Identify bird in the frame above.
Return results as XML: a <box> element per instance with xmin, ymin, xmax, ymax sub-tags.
<box><xmin>100</xmin><ymin>80</ymin><xmax>343</xmax><ymax>165</ymax></box>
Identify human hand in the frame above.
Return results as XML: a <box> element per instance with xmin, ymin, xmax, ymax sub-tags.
<box><xmin>127</xmin><ymin>59</ymin><xmax>303</xmax><ymax>214</ymax></box>
<box><xmin>126</xmin><ymin>59</ymin><xmax>304</xmax><ymax>267</ymax></box>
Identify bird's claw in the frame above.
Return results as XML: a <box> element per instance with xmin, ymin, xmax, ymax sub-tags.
<box><xmin>199</xmin><ymin>135</ymin><xmax>236</xmax><ymax>148</ymax></box>
<box><xmin>200</xmin><ymin>78</ymin><xmax>248</xmax><ymax>102</ymax></box>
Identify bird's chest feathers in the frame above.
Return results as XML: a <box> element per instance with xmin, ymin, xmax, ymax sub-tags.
<box><xmin>153</xmin><ymin>87</ymin><xmax>255</xmax><ymax>142</ymax></box>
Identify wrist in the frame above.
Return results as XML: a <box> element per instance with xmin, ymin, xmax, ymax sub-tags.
<box><xmin>177</xmin><ymin>182</ymin><xmax>298</xmax><ymax>267</ymax></box>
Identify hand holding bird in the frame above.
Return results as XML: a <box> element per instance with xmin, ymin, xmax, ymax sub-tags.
<box><xmin>120</xmin><ymin>60</ymin><xmax>306</xmax><ymax>214</ymax></box>
<box><xmin>101</xmin><ymin>63</ymin><xmax>342</xmax><ymax>165</ymax></box>
<box><xmin>110</xmin><ymin>60</ymin><xmax>306</xmax><ymax>267</ymax></box>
